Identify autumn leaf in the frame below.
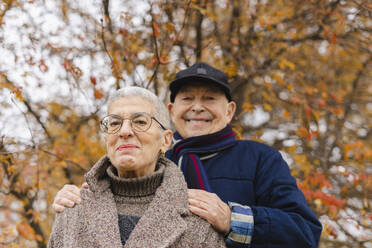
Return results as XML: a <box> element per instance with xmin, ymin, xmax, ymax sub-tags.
<box><xmin>290</xmin><ymin>97</ymin><xmax>302</xmax><ymax>105</ymax></box>
<box><xmin>329</xmin><ymin>31</ymin><xmax>337</xmax><ymax>44</ymax></box>
<box><xmin>297</xmin><ymin>127</ymin><xmax>308</xmax><ymax>138</ymax></box>
<box><xmin>159</xmin><ymin>54</ymin><xmax>169</xmax><ymax>64</ymax></box>
<box><xmin>279</xmin><ymin>58</ymin><xmax>296</xmax><ymax>70</ymax></box>
<box><xmin>35</xmin><ymin>234</ymin><xmax>43</xmax><ymax>242</ymax></box>
<box><xmin>242</xmin><ymin>103</ymin><xmax>254</xmax><ymax>113</ymax></box>
<box><xmin>0</xmin><ymin>1</ymin><xmax>370</xmax><ymax>246</ymax></box>
<box><xmin>153</xmin><ymin>23</ymin><xmax>160</xmax><ymax>37</ymax></box>
<box><xmin>263</xmin><ymin>103</ymin><xmax>272</xmax><ymax>112</ymax></box>
<box><xmin>120</xmin><ymin>28</ymin><xmax>129</xmax><ymax>36</ymax></box>
<box><xmin>16</xmin><ymin>223</ymin><xmax>35</xmax><ymax>241</ymax></box>
<box><xmin>283</xmin><ymin>109</ymin><xmax>291</xmax><ymax>118</ymax></box>
<box><xmin>94</xmin><ymin>88</ymin><xmax>104</xmax><ymax>99</ymax></box>
<box><xmin>90</xmin><ymin>76</ymin><xmax>97</xmax><ymax>85</ymax></box>
<box><xmin>164</xmin><ymin>22</ymin><xmax>174</xmax><ymax>33</ymax></box>
<box><xmin>62</xmin><ymin>60</ymin><xmax>72</xmax><ymax>71</ymax></box>
<box><xmin>318</xmin><ymin>99</ymin><xmax>326</xmax><ymax>108</ymax></box>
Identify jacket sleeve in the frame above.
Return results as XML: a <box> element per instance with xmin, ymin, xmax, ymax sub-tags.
<box><xmin>224</xmin><ymin>202</ymin><xmax>254</xmax><ymax>248</ymax></box>
<box><xmin>250</xmin><ymin>151</ymin><xmax>322</xmax><ymax>248</ymax></box>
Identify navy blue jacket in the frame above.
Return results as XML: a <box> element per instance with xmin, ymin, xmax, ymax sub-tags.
<box><xmin>166</xmin><ymin>139</ymin><xmax>322</xmax><ymax>248</ymax></box>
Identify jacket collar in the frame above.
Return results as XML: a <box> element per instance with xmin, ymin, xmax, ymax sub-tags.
<box><xmin>82</xmin><ymin>156</ymin><xmax>189</xmax><ymax>247</ymax></box>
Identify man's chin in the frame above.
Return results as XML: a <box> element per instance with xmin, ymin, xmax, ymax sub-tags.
<box><xmin>176</xmin><ymin>122</ymin><xmax>215</xmax><ymax>137</ymax></box>
<box><xmin>184</xmin><ymin>128</ymin><xmax>212</xmax><ymax>138</ymax></box>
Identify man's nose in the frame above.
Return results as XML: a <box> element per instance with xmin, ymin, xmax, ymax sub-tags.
<box><xmin>118</xmin><ymin>119</ymin><xmax>133</xmax><ymax>137</ymax></box>
<box><xmin>191</xmin><ymin>100</ymin><xmax>205</xmax><ymax>112</ymax></box>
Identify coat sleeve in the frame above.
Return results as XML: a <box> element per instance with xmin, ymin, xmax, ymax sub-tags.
<box><xmin>48</xmin><ymin>207</ymin><xmax>81</xmax><ymax>248</ymax></box>
<box><xmin>249</xmin><ymin>151</ymin><xmax>322</xmax><ymax>248</ymax></box>
<box><xmin>47</xmin><ymin>212</ymin><xmax>67</xmax><ymax>248</ymax></box>
<box><xmin>201</xmin><ymin>222</ymin><xmax>227</xmax><ymax>248</ymax></box>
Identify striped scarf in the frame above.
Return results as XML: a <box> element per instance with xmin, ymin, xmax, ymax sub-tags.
<box><xmin>167</xmin><ymin>125</ymin><xmax>236</xmax><ymax>192</ymax></box>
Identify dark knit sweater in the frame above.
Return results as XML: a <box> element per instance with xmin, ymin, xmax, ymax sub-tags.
<box><xmin>106</xmin><ymin>164</ymin><xmax>165</xmax><ymax>246</ymax></box>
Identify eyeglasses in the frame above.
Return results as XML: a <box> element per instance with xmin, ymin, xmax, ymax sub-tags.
<box><xmin>100</xmin><ymin>112</ymin><xmax>166</xmax><ymax>134</ymax></box>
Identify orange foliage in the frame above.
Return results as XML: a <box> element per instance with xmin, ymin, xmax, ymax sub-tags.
<box><xmin>16</xmin><ymin>223</ymin><xmax>36</xmax><ymax>241</ymax></box>
<box><xmin>0</xmin><ymin>0</ymin><xmax>370</xmax><ymax>247</ymax></box>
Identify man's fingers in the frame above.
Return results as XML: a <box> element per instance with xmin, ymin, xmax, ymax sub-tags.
<box><xmin>57</xmin><ymin>197</ymin><xmax>77</xmax><ymax>208</ymax></box>
<box><xmin>189</xmin><ymin>198</ymin><xmax>207</xmax><ymax>210</ymax></box>
<box><xmin>62</xmin><ymin>184</ymin><xmax>81</xmax><ymax>197</ymax></box>
<box><xmin>189</xmin><ymin>205</ymin><xmax>210</xmax><ymax>221</ymax></box>
<box><xmin>52</xmin><ymin>203</ymin><xmax>65</xmax><ymax>213</ymax></box>
<box><xmin>81</xmin><ymin>182</ymin><xmax>89</xmax><ymax>189</ymax></box>
<box><xmin>61</xmin><ymin>191</ymin><xmax>82</xmax><ymax>204</ymax></box>
<box><xmin>52</xmin><ymin>196</ymin><xmax>77</xmax><ymax>212</ymax></box>
<box><xmin>54</xmin><ymin>191</ymin><xmax>81</xmax><ymax>206</ymax></box>
<box><xmin>188</xmin><ymin>189</ymin><xmax>208</xmax><ymax>198</ymax></box>
<box><xmin>187</xmin><ymin>189</ymin><xmax>231</xmax><ymax>233</ymax></box>
<box><xmin>188</xmin><ymin>189</ymin><xmax>218</xmax><ymax>202</ymax></box>
<box><xmin>52</xmin><ymin>184</ymin><xmax>82</xmax><ymax>213</ymax></box>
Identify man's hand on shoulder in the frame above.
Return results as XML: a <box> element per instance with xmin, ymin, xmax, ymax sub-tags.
<box><xmin>52</xmin><ymin>183</ymin><xmax>87</xmax><ymax>213</ymax></box>
<box><xmin>187</xmin><ymin>189</ymin><xmax>231</xmax><ymax>233</ymax></box>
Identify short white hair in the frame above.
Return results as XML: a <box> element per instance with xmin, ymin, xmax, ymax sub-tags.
<box><xmin>107</xmin><ymin>86</ymin><xmax>171</xmax><ymax>130</ymax></box>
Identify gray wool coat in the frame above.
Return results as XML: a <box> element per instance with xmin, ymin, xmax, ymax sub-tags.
<box><xmin>48</xmin><ymin>156</ymin><xmax>226</xmax><ymax>248</ymax></box>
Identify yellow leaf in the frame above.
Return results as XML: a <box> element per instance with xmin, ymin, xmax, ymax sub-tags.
<box><xmin>283</xmin><ymin>110</ymin><xmax>291</xmax><ymax>118</ymax></box>
<box><xmin>242</xmin><ymin>103</ymin><xmax>254</xmax><ymax>113</ymax></box>
<box><xmin>288</xmin><ymin>145</ymin><xmax>297</xmax><ymax>153</ymax></box>
<box><xmin>225</xmin><ymin>63</ymin><xmax>238</xmax><ymax>77</ymax></box>
<box><xmin>15</xmin><ymin>90</ymin><xmax>24</xmax><ymax>102</ymax></box>
<box><xmin>263</xmin><ymin>103</ymin><xmax>272</xmax><ymax>112</ymax></box>
<box><xmin>279</xmin><ymin>58</ymin><xmax>296</xmax><ymax>70</ymax></box>
<box><xmin>273</xmin><ymin>74</ymin><xmax>284</xmax><ymax>85</ymax></box>
<box><xmin>164</xmin><ymin>22</ymin><xmax>174</xmax><ymax>33</ymax></box>
<box><xmin>8</xmin><ymin>165</ymin><xmax>17</xmax><ymax>174</ymax></box>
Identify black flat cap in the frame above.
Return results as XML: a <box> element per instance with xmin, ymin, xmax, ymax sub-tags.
<box><xmin>169</xmin><ymin>62</ymin><xmax>232</xmax><ymax>102</ymax></box>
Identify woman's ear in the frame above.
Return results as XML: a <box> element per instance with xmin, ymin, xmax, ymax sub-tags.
<box><xmin>160</xmin><ymin>129</ymin><xmax>173</xmax><ymax>153</ymax></box>
<box><xmin>100</xmin><ymin>132</ymin><xmax>108</xmax><ymax>146</ymax></box>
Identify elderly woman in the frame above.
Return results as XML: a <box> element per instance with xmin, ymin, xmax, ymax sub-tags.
<box><xmin>48</xmin><ymin>86</ymin><xmax>225</xmax><ymax>248</ymax></box>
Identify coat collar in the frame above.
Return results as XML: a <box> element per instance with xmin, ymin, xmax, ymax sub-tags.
<box><xmin>82</xmin><ymin>156</ymin><xmax>189</xmax><ymax>247</ymax></box>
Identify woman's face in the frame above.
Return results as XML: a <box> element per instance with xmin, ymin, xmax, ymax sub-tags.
<box><xmin>105</xmin><ymin>96</ymin><xmax>172</xmax><ymax>178</ymax></box>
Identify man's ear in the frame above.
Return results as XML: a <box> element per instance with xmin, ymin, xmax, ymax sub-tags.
<box><xmin>167</xmin><ymin>102</ymin><xmax>173</xmax><ymax>113</ymax></box>
<box><xmin>161</xmin><ymin>129</ymin><xmax>173</xmax><ymax>153</ymax></box>
<box><xmin>167</xmin><ymin>103</ymin><xmax>174</xmax><ymax>119</ymax></box>
<box><xmin>227</xmin><ymin>101</ymin><xmax>236</xmax><ymax>123</ymax></box>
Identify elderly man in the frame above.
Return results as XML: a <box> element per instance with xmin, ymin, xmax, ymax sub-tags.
<box><xmin>53</xmin><ymin>62</ymin><xmax>322</xmax><ymax>247</ymax></box>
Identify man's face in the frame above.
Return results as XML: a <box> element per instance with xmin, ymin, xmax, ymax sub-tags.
<box><xmin>168</xmin><ymin>82</ymin><xmax>236</xmax><ymax>138</ymax></box>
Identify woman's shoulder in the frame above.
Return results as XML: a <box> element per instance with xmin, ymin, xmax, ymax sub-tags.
<box><xmin>181</xmin><ymin>213</ymin><xmax>225</xmax><ymax>246</ymax></box>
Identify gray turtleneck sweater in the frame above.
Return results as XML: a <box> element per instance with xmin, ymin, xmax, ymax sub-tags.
<box><xmin>106</xmin><ymin>164</ymin><xmax>165</xmax><ymax>246</ymax></box>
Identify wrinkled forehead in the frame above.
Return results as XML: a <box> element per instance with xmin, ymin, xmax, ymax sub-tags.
<box><xmin>178</xmin><ymin>81</ymin><xmax>225</xmax><ymax>95</ymax></box>
<box><xmin>107</xmin><ymin>96</ymin><xmax>154</xmax><ymax>115</ymax></box>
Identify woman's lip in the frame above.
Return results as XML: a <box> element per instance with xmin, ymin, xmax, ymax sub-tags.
<box><xmin>117</xmin><ymin>145</ymin><xmax>138</xmax><ymax>150</ymax></box>
<box><xmin>185</xmin><ymin>118</ymin><xmax>211</xmax><ymax>122</ymax></box>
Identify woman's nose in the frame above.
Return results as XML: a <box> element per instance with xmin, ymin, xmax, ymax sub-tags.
<box><xmin>118</xmin><ymin>120</ymin><xmax>133</xmax><ymax>137</ymax></box>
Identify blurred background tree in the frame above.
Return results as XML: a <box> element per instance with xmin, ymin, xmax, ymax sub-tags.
<box><xmin>0</xmin><ymin>0</ymin><xmax>371</xmax><ymax>247</ymax></box>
